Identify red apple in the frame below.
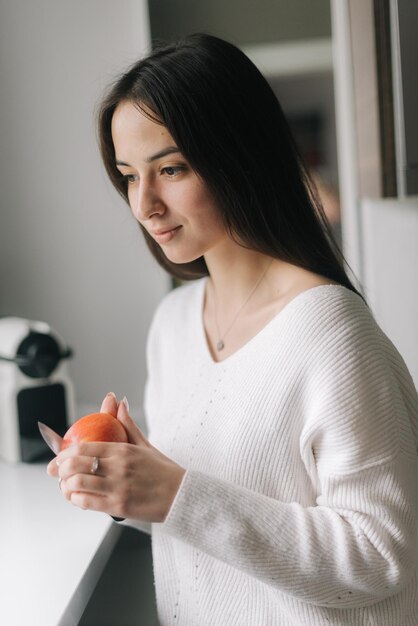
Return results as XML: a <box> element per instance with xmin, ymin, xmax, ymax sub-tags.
<box><xmin>62</xmin><ymin>412</ymin><xmax>128</xmax><ymax>449</ymax></box>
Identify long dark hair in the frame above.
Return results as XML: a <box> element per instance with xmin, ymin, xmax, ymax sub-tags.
<box><xmin>98</xmin><ymin>33</ymin><xmax>362</xmax><ymax>296</ymax></box>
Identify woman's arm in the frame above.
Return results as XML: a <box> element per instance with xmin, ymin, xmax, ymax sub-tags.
<box><xmin>162</xmin><ymin>455</ymin><xmax>418</xmax><ymax>608</ymax></box>
<box><xmin>52</xmin><ymin>386</ymin><xmax>417</xmax><ymax>608</ymax></box>
<box><xmin>160</xmin><ymin>323</ymin><xmax>418</xmax><ymax>609</ymax></box>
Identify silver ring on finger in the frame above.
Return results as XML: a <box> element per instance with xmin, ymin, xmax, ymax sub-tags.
<box><xmin>90</xmin><ymin>456</ymin><xmax>100</xmax><ymax>475</ymax></box>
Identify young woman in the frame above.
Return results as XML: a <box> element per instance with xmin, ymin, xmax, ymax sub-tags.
<box><xmin>48</xmin><ymin>34</ymin><xmax>418</xmax><ymax>625</ymax></box>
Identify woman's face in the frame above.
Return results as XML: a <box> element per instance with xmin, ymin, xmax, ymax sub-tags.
<box><xmin>111</xmin><ymin>100</ymin><xmax>228</xmax><ymax>264</ymax></box>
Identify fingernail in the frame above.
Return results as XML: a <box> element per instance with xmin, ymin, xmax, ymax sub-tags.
<box><xmin>56</xmin><ymin>458</ymin><xmax>60</xmax><ymax>467</ymax></box>
<box><xmin>107</xmin><ymin>392</ymin><xmax>117</xmax><ymax>399</ymax></box>
<box><xmin>122</xmin><ymin>396</ymin><xmax>130</xmax><ymax>412</ymax></box>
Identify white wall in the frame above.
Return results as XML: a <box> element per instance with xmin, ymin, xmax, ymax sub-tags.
<box><xmin>362</xmin><ymin>197</ymin><xmax>418</xmax><ymax>386</ymax></box>
<box><xmin>0</xmin><ymin>1</ymin><xmax>169</xmax><ymax>418</ymax></box>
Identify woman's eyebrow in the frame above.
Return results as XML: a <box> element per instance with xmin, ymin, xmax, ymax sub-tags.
<box><xmin>116</xmin><ymin>146</ymin><xmax>181</xmax><ymax>167</ymax></box>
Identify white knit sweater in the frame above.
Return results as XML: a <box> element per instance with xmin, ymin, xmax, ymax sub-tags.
<box><xmin>131</xmin><ymin>279</ymin><xmax>418</xmax><ymax>625</ymax></box>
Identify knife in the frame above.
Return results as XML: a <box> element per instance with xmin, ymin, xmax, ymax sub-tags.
<box><xmin>38</xmin><ymin>421</ymin><xmax>64</xmax><ymax>456</ymax></box>
<box><xmin>38</xmin><ymin>421</ymin><xmax>125</xmax><ymax>522</ymax></box>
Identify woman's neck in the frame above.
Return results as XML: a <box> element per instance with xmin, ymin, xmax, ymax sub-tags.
<box><xmin>204</xmin><ymin>247</ymin><xmax>274</xmax><ymax>312</ymax></box>
<box><xmin>204</xmin><ymin>244</ymin><xmax>335</xmax><ymax>315</ymax></box>
<box><xmin>202</xmin><ymin>244</ymin><xmax>337</xmax><ymax>362</ymax></box>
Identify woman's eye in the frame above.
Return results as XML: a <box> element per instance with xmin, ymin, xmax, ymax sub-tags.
<box><xmin>124</xmin><ymin>174</ymin><xmax>138</xmax><ymax>184</ymax></box>
<box><xmin>162</xmin><ymin>166</ymin><xmax>184</xmax><ymax>177</ymax></box>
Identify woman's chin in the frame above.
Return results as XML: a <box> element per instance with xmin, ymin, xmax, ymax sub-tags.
<box><xmin>161</xmin><ymin>246</ymin><xmax>202</xmax><ymax>266</ymax></box>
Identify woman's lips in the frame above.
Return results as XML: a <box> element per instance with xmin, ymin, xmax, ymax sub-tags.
<box><xmin>151</xmin><ymin>226</ymin><xmax>182</xmax><ymax>244</ymax></box>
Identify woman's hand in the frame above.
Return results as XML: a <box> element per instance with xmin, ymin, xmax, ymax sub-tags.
<box><xmin>46</xmin><ymin>393</ymin><xmax>185</xmax><ymax>522</ymax></box>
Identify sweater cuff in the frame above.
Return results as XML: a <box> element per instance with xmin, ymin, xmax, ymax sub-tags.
<box><xmin>163</xmin><ymin>469</ymin><xmax>195</xmax><ymax>533</ymax></box>
<box><xmin>162</xmin><ymin>469</ymin><xmax>242</xmax><ymax>546</ymax></box>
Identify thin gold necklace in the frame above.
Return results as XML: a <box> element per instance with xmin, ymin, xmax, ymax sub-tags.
<box><xmin>214</xmin><ymin>260</ymin><xmax>273</xmax><ymax>352</ymax></box>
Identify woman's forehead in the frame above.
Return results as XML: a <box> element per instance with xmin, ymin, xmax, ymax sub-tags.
<box><xmin>111</xmin><ymin>101</ymin><xmax>175</xmax><ymax>156</ymax></box>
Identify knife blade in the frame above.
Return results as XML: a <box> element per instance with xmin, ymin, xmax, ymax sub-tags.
<box><xmin>38</xmin><ymin>421</ymin><xmax>63</xmax><ymax>455</ymax></box>
<box><xmin>38</xmin><ymin>421</ymin><xmax>125</xmax><ymax>522</ymax></box>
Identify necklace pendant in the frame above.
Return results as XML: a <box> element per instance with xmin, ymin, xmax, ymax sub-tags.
<box><xmin>216</xmin><ymin>339</ymin><xmax>225</xmax><ymax>351</ymax></box>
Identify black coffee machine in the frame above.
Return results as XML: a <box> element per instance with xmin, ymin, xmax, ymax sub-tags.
<box><xmin>0</xmin><ymin>317</ymin><xmax>76</xmax><ymax>462</ymax></box>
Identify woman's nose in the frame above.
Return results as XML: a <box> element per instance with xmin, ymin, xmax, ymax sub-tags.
<box><xmin>130</xmin><ymin>182</ymin><xmax>165</xmax><ymax>222</ymax></box>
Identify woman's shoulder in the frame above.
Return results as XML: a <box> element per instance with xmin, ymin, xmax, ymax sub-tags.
<box><xmin>285</xmin><ymin>283</ymin><xmax>385</xmax><ymax>358</ymax></box>
<box><xmin>291</xmin><ymin>284</ymin><xmax>415</xmax><ymax>386</ymax></box>
<box><xmin>286</xmin><ymin>283</ymin><xmax>371</xmax><ymax>331</ymax></box>
<box><xmin>269</xmin><ymin>264</ymin><xmax>369</xmax><ymax>333</ymax></box>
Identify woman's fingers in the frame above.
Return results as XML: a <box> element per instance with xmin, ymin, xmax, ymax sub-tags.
<box><xmin>117</xmin><ymin>396</ymin><xmax>149</xmax><ymax>446</ymax></box>
<box><xmin>58</xmin><ymin>456</ymin><xmax>125</xmax><ymax>517</ymax></box>
<box><xmin>54</xmin><ymin>440</ymin><xmax>128</xmax><ymax>467</ymax></box>
<box><xmin>100</xmin><ymin>391</ymin><xmax>118</xmax><ymax>416</ymax></box>
<box><xmin>69</xmin><ymin>491</ymin><xmax>111</xmax><ymax>513</ymax></box>
<box><xmin>47</xmin><ymin>457</ymin><xmax>59</xmax><ymax>476</ymax></box>
<box><xmin>58</xmin><ymin>454</ymin><xmax>106</xmax><ymax>479</ymax></box>
<box><xmin>49</xmin><ymin>431</ymin><xmax>184</xmax><ymax>521</ymax></box>
<box><xmin>61</xmin><ymin>472</ymin><xmax>108</xmax><ymax>500</ymax></box>
<box><xmin>100</xmin><ymin>392</ymin><xmax>149</xmax><ymax>446</ymax></box>
<box><xmin>58</xmin><ymin>455</ymin><xmax>114</xmax><ymax>502</ymax></box>
<box><xmin>58</xmin><ymin>454</ymin><xmax>104</xmax><ymax>500</ymax></box>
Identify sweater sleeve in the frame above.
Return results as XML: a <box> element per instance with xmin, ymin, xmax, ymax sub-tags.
<box><xmin>162</xmin><ymin>311</ymin><xmax>418</xmax><ymax>608</ymax></box>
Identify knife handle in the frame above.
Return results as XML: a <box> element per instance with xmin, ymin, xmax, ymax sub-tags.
<box><xmin>111</xmin><ymin>515</ymin><xmax>125</xmax><ymax>522</ymax></box>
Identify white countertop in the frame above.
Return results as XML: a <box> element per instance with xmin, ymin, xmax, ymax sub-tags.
<box><xmin>0</xmin><ymin>459</ymin><xmax>123</xmax><ymax>626</ymax></box>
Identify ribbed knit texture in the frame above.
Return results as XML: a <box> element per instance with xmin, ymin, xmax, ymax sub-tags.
<box><xmin>140</xmin><ymin>279</ymin><xmax>418</xmax><ymax>625</ymax></box>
